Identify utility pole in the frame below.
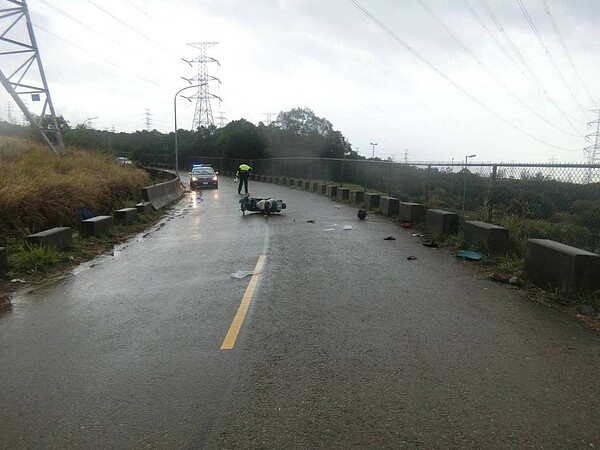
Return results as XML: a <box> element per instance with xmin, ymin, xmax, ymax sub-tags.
<box><xmin>183</xmin><ymin>42</ymin><xmax>222</xmax><ymax>129</ymax></box>
<box><xmin>584</xmin><ymin>109</ymin><xmax>600</xmax><ymax>183</ymax></box>
<box><xmin>143</xmin><ymin>108</ymin><xmax>153</xmax><ymax>131</ymax></box>
<box><xmin>370</xmin><ymin>142</ymin><xmax>378</xmax><ymax>158</ymax></box>
<box><xmin>0</xmin><ymin>0</ymin><xmax>65</xmax><ymax>155</ymax></box>
<box><xmin>403</xmin><ymin>149</ymin><xmax>408</xmax><ymax>164</ymax></box>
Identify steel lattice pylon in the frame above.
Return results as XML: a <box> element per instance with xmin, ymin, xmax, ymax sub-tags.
<box><xmin>183</xmin><ymin>42</ymin><xmax>222</xmax><ymax>129</ymax></box>
<box><xmin>584</xmin><ymin>109</ymin><xmax>600</xmax><ymax>184</ymax></box>
<box><xmin>0</xmin><ymin>0</ymin><xmax>65</xmax><ymax>155</ymax></box>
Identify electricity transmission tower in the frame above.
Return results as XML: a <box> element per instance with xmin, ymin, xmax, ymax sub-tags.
<box><xmin>182</xmin><ymin>42</ymin><xmax>222</xmax><ymax>129</ymax></box>
<box><xmin>216</xmin><ymin>111</ymin><xmax>227</xmax><ymax>128</ymax></box>
<box><xmin>263</xmin><ymin>112</ymin><xmax>276</xmax><ymax>125</ymax></box>
<box><xmin>0</xmin><ymin>0</ymin><xmax>65</xmax><ymax>155</ymax></box>
<box><xmin>143</xmin><ymin>108</ymin><xmax>153</xmax><ymax>131</ymax></box>
<box><xmin>584</xmin><ymin>109</ymin><xmax>600</xmax><ymax>183</ymax></box>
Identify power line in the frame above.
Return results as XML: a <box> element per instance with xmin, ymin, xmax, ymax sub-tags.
<box><xmin>34</xmin><ymin>2</ymin><xmax>162</xmax><ymax>88</ymax></box>
<box><xmin>416</xmin><ymin>0</ymin><xmax>580</xmax><ymax>138</ymax></box>
<box><xmin>346</xmin><ymin>0</ymin><xmax>578</xmax><ymax>151</ymax></box>
<box><xmin>540</xmin><ymin>0</ymin><xmax>598</xmax><ymax>109</ymax></box>
<box><xmin>515</xmin><ymin>0</ymin><xmax>590</xmax><ymax>119</ymax></box>
<box><xmin>85</xmin><ymin>0</ymin><xmax>178</xmax><ymax>60</ymax></box>
<box><xmin>478</xmin><ymin>0</ymin><xmax>582</xmax><ymax>133</ymax></box>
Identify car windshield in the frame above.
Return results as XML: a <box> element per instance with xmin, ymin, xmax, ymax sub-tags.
<box><xmin>192</xmin><ymin>168</ymin><xmax>214</xmax><ymax>176</ymax></box>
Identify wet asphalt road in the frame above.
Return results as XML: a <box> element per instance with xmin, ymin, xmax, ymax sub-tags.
<box><xmin>0</xmin><ymin>177</ymin><xmax>599</xmax><ymax>449</ymax></box>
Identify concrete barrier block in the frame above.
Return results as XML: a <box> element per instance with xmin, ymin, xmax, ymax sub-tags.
<box><xmin>136</xmin><ymin>202</ymin><xmax>153</xmax><ymax>214</ymax></box>
<box><xmin>80</xmin><ymin>215</ymin><xmax>113</xmax><ymax>238</ymax></box>
<box><xmin>524</xmin><ymin>239</ymin><xmax>600</xmax><ymax>293</ymax></box>
<box><xmin>25</xmin><ymin>227</ymin><xmax>72</xmax><ymax>249</ymax></box>
<box><xmin>141</xmin><ymin>177</ymin><xmax>184</xmax><ymax>209</ymax></box>
<box><xmin>379</xmin><ymin>197</ymin><xmax>400</xmax><ymax>217</ymax></box>
<box><xmin>273</xmin><ymin>176</ymin><xmax>280</xmax><ymax>184</ymax></box>
<box><xmin>326</xmin><ymin>185</ymin><xmax>338</xmax><ymax>197</ymax></box>
<box><xmin>0</xmin><ymin>247</ymin><xmax>7</xmax><ymax>277</ymax></box>
<box><xmin>463</xmin><ymin>221</ymin><xmax>509</xmax><ymax>255</ymax></box>
<box><xmin>311</xmin><ymin>182</ymin><xmax>320</xmax><ymax>192</ymax></box>
<box><xmin>114</xmin><ymin>208</ymin><xmax>138</xmax><ymax>225</ymax></box>
<box><xmin>349</xmin><ymin>191</ymin><xmax>364</xmax><ymax>204</ymax></box>
<box><xmin>302</xmin><ymin>180</ymin><xmax>310</xmax><ymax>190</ymax></box>
<box><xmin>364</xmin><ymin>193</ymin><xmax>380</xmax><ymax>209</ymax></box>
<box><xmin>425</xmin><ymin>209</ymin><xmax>458</xmax><ymax>235</ymax></box>
<box><xmin>318</xmin><ymin>183</ymin><xmax>327</xmax><ymax>194</ymax></box>
<box><xmin>399</xmin><ymin>202</ymin><xmax>425</xmax><ymax>223</ymax></box>
<box><xmin>337</xmin><ymin>188</ymin><xmax>350</xmax><ymax>201</ymax></box>
<box><xmin>266</xmin><ymin>176</ymin><xmax>273</xmax><ymax>183</ymax></box>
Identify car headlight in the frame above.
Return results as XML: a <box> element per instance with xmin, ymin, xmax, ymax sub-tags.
<box><xmin>212</xmin><ymin>176</ymin><xmax>218</xmax><ymax>181</ymax></box>
<box><xmin>191</xmin><ymin>177</ymin><xmax>198</xmax><ymax>181</ymax></box>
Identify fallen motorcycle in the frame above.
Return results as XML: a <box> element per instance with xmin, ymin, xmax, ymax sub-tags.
<box><xmin>239</xmin><ymin>195</ymin><xmax>287</xmax><ymax>215</ymax></box>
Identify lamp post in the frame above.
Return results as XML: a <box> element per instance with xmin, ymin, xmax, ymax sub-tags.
<box><xmin>370</xmin><ymin>142</ymin><xmax>378</xmax><ymax>158</ymax></box>
<box><xmin>82</xmin><ymin>116</ymin><xmax>98</xmax><ymax>129</ymax></box>
<box><xmin>462</xmin><ymin>154</ymin><xmax>477</xmax><ymax>216</ymax></box>
<box><xmin>174</xmin><ymin>83</ymin><xmax>205</xmax><ymax>175</ymax></box>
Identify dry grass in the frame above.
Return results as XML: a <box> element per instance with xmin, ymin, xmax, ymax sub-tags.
<box><xmin>0</xmin><ymin>137</ymin><xmax>150</xmax><ymax>236</ymax></box>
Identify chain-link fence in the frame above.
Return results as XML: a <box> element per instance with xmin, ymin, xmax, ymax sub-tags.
<box><xmin>141</xmin><ymin>153</ymin><xmax>600</xmax><ymax>254</ymax></box>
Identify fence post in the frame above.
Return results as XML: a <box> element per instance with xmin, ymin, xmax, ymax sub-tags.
<box><xmin>487</xmin><ymin>164</ymin><xmax>498</xmax><ymax>221</ymax></box>
<box><xmin>341</xmin><ymin>158</ymin><xmax>345</xmax><ymax>187</ymax></box>
<box><xmin>363</xmin><ymin>161</ymin><xmax>368</xmax><ymax>192</ymax></box>
<box><xmin>425</xmin><ymin>164</ymin><xmax>431</xmax><ymax>205</ymax></box>
<box><xmin>284</xmin><ymin>160</ymin><xmax>287</xmax><ymax>178</ymax></box>
<box><xmin>389</xmin><ymin>161</ymin><xmax>393</xmax><ymax>196</ymax></box>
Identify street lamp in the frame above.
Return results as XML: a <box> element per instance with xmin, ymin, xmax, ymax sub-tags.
<box><xmin>174</xmin><ymin>84</ymin><xmax>205</xmax><ymax>175</ymax></box>
<box><xmin>462</xmin><ymin>154</ymin><xmax>477</xmax><ymax>216</ymax></box>
<box><xmin>370</xmin><ymin>142</ymin><xmax>378</xmax><ymax>158</ymax></box>
<box><xmin>82</xmin><ymin>116</ymin><xmax>98</xmax><ymax>129</ymax></box>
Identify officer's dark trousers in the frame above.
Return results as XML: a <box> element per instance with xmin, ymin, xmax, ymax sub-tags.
<box><xmin>238</xmin><ymin>173</ymin><xmax>249</xmax><ymax>194</ymax></box>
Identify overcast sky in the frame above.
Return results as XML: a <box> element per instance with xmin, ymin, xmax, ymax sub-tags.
<box><xmin>1</xmin><ymin>0</ymin><xmax>598</xmax><ymax>163</ymax></box>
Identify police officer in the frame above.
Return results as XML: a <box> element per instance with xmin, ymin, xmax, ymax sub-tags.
<box><xmin>236</xmin><ymin>162</ymin><xmax>253</xmax><ymax>194</ymax></box>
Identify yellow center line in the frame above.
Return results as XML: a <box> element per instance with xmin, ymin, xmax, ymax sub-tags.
<box><xmin>220</xmin><ymin>255</ymin><xmax>267</xmax><ymax>350</ymax></box>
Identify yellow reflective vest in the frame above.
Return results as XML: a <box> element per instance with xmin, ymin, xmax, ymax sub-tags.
<box><xmin>236</xmin><ymin>164</ymin><xmax>252</xmax><ymax>177</ymax></box>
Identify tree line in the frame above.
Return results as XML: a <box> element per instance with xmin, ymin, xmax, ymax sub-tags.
<box><xmin>0</xmin><ymin>107</ymin><xmax>361</xmax><ymax>169</ymax></box>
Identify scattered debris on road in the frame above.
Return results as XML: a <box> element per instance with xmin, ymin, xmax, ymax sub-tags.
<box><xmin>343</xmin><ymin>225</ymin><xmax>353</xmax><ymax>230</ymax></box>
<box><xmin>383</xmin><ymin>236</ymin><xmax>396</xmax><ymax>240</ymax></box>
<box><xmin>407</xmin><ymin>256</ymin><xmax>417</xmax><ymax>260</ymax></box>
<box><xmin>307</xmin><ymin>219</ymin><xmax>315</xmax><ymax>223</ymax></box>
<box><xmin>357</xmin><ymin>209</ymin><xmax>368</xmax><ymax>220</ymax></box>
<box><xmin>400</xmin><ymin>221</ymin><xmax>412</xmax><ymax>228</ymax></box>
<box><xmin>421</xmin><ymin>239</ymin><xmax>438</xmax><ymax>248</ymax></box>
<box><xmin>231</xmin><ymin>271</ymin><xmax>254</xmax><ymax>279</ymax></box>
<box><xmin>456</xmin><ymin>250</ymin><xmax>482</xmax><ymax>261</ymax></box>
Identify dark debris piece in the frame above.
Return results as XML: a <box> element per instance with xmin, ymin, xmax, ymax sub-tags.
<box><xmin>384</xmin><ymin>236</ymin><xmax>396</xmax><ymax>240</ymax></box>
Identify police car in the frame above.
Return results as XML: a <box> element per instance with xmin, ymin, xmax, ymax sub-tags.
<box><xmin>190</xmin><ymin>164</ymin><xmax>218</xmax><ymax>189</ymax></box>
